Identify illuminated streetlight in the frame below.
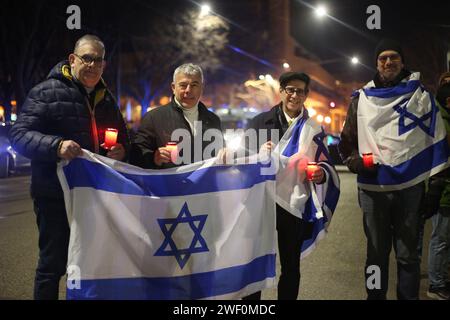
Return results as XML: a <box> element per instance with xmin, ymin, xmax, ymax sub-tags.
<box><xmin>283</xmin><ymin>62</ymin><xmax>290</xmax><ymax>69</ymax></box>
<box><xmin>329</xmin><ymin>101</ymin><xmax>336</xmax><ymax>108</ymax></box>
<box><xmin>351</xmin><ymin>56</ymin><xmax>359</xmax><ymax>65</ymax></box>
<box><xmin>324</xmin><ymin>116</ymin><xmax>332</xmax><ymax>124</ymax></box>
<box><xmin>317</xmin><ymin>114</ymin><xmax>324</xmax><ymax>123</ymax></box>
<box><xmin>200</xmin><ymin>4</ymin><xmax>211</xmax><ymax>17</ymax></box>
<box><xmin>307</xmin><ymin>108</ymin><xmax>317</xmax><ymax>117</ymax></box>
<box><xmin>315</xmin><ymin>5</ymin><xmax>327</xmax><ymax>18</ymax></box>
<box><xmin>265</xmin><ymin>74</ymin><xmax>274</xmax><ymax>84</ymax></box>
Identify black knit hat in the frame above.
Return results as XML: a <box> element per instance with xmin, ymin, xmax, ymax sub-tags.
<box><xmin>374</xmin><ymin>38</ymin><xmax>405</xmax><ymax>65</ymax></box>
<box><xmin>279</xmin><ymin>72</ymin><xmax>310</xmax><ymax>89</ymax></box>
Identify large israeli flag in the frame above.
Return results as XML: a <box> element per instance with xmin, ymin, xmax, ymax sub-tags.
<box><xmin>274</xmin><ymin>112</ymin><xmax>340</xmax><ymax>258</ymax></box>
<box><xmin>57</xmin><ymin>151</ymin><xmax>276</xmax><ymax>300</ymax></box>
<box><xmin>356</xmin><ymin>72</ymin><xmax>450</xmax><ymax>191</ymax></box>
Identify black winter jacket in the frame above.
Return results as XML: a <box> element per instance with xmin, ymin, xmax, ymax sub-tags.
<box><xmin>9</xmin><ymin>61</ymin><xmax>130</xmax><ymax>199</ymax></box>
<box><xmin>130</xmin><ymin>99</ymin><xmax>223</xmax><ymax>169</ymax></box>
<box><xmin>246</xmin><ymin>103</ymin><xmax>291</xmax><ymax>153</ymax></box>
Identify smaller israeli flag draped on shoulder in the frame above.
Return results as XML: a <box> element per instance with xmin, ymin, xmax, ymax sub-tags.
<box><xmin>273</xmin><ymin>112</ymin><xmax>340</xmax><ymax>258</ymax></box>
<box><xmin>356</xmin><ymin>72</ymin><xmax>450</xmax><ymax>191</ymax></box>
<box><xmin>57</xmin><ymin>151</ymin><xmax>277</xmax><ymax>300</ymax></box>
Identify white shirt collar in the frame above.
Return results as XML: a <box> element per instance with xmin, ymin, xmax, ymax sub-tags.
<box><xmin>174</xmin><ymin>97</ymin><xmax>199</xmax><ymax>112</ymax></box>
<box><xmin>283</xmin><ymin>108</ymin><xmax>303</xmax><ymax>124</ymax></box>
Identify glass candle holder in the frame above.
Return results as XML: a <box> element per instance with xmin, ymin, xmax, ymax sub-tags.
<box><xmin>306</xmin><ymin>162</ymin><xmax>318</xmax><ymax>181</ymax></box>
<box><xmin>166</xmin><ymin>142</ymin><xmax>178</xmax><ymax>163</ymax></box>
<box><xmin>104</xmin><ymin>128</ymin><xmax>118</xmax><ymax>150</ymax></box>
<box><xmin>362</xmin><ymin>153</ymin><xmax>374</xmax><ymax>168</ymax></box>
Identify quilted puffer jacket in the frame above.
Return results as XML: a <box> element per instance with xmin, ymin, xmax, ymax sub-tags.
<box><xmin>9</xmin><ymin>60</ymin><xmax>130</xmax><ymax>199</ymax></box>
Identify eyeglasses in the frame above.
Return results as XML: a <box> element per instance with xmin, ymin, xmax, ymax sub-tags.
<box><xmin>74</xmin><ymin>53</ymin><xmax>105</xmax><ymax>67</ymax></box>
<box><xmin>283</xmin><ymin>86</ymin><xmax>307</xmax><ymax>96</ymax></box>
<box><xmin>378</xmin><ymin>53</ymin><xmax>401</xmax><ymax>63</ymax></box>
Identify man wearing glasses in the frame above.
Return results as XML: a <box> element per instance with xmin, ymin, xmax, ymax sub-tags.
<box><xmin>9</xmin><ymin>34</ymin><xmax>129</xmax><ymax>299</ymax></box>
<box><xmin>339</xmin><ymin>39</ymin><xmax>450</xmax><ymax>299</ymax></box>
<box><xmin>243</xmin><ymin>72</ymin><xmax>326</xmax><ymax>300</ymax></box>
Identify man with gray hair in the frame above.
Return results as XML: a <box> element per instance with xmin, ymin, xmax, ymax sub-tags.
<box><xmin>131</xmin><ymin>63</ymin><xmax>223</xmax><ymax>168</ymax></box>
<box><xmin>9</xmin><ymin>34</ymin><xmax>130</xmax><ymax>299</ymax></box>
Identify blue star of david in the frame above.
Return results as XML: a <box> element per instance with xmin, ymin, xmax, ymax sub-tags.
<box><xmin>313</xmin><ymin>129</ymin><xmax>331</xmax><ymax>162</ymax></box>
<box><xmin>154</xmin><ymin>202</ymin><xmax>208</xmax><ymax>269</ymax></box>
<box><xmin>393</xmin><ymin>96</ymin><xmax>437</xmax><ymax>137</ymax></box>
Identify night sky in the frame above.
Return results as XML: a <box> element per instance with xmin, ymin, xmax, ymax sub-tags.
<box><xmin>3</xmin><ymin>0</ymin><xmax>450</xmax><ymax>88</ymax></box>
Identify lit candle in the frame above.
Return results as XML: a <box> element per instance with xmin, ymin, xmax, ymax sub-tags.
<box><xmin>166</xmin><ymin>142</ymin><xmax>178</xmax><ymax>163</ymax></box>
<box><xmin>362</xmin><ymin>153</ymin><xmax>374</xmax><ymax>168</ymax></box>
<box><xmin>104</xmin><ymin>128</ymin><xmax>118</xmax><ymax>150</ymax></box>
<box><xmin>306</xmin><ymin>162</ymin><xmax>318</xmax><ymax>181</ymax></box>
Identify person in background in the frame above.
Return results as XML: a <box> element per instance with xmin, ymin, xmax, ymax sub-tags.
<box><xmin>426</xmin><ymin>81</ymin><xmax>450</xmax><ymax>300</ymax></box>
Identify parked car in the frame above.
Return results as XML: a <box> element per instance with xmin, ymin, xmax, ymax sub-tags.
<box><xmin>0</xmin><ymin>122</ymin><xmax>31</xmax><ymax>178</ymax></box>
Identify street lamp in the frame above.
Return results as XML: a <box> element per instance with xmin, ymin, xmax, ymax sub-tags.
<box><xmin>200</xmin><ymin>4</ymin><xmax>211</xmax><ymax>17</ymax></box>
<box><xmin>265</xmin><ymin>74</ymin><xmax>274</xmax><ymax>84</ymax></box>
<box><xmin>351</xmin><ymin>56</ymin><xmax>359</xmax><ymax>65</ymax></box>
<box><xmin>307</xmin><ymin>108</ymin><xmax>317</xmax><ymax>117</ymax></box>
<box><xmin>315</xmin><ymin>5</ymin><xmax>327</xmax><ymax>18</ymax></box>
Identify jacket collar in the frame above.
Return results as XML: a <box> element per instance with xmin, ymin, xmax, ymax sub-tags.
<box><xmin>169</xmin><ymin>97</ymin><xmax>210</xmax><ymax>119</ymax></box>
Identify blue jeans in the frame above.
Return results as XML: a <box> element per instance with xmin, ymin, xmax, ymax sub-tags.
<box><xmin>428</xmin><ymin>208</ymin><xmax>450</xmax><ymax>288</ymax></box>
<box><xmin>33</xmin><ymin>197</ymin><xmax>70</xmax><ymax>300</ymax></box>
<box><xmin>358</xmin><ymin>182</ymin><xmax>424</xmax><ymax>300</ymax></box>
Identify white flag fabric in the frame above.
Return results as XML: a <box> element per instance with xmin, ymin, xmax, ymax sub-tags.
<box><xmin>356</xmin><ymin>72</ymin><xmax>450</xmax><ymax>191</ymax></box>
<box><xmin>57</xmin><ymin>151</ymin><xmax>276</xmax><ymax>300</ymax></box>
<box><xmin>273</xmin><ymin>112</ymin><xmax>340</xmax><ymax>258</ymax></box>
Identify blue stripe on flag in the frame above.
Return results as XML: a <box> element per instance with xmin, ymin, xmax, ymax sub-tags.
<box><xmin>358</xmin><ymin>138</ymin><xmax>450</xmax><ymax>185</ymax></box>
<box><xmin>63</xmin><ymin>159</ymin><xmax>276</xmax><ymax>197</ymax></box>
<box><xmin>301</xmin><ymin>218</ymin><xmax>326</xmax><ymax>253</ymax></box>
<box><xmin>323</xmin><ymin>174</ymin><xmax>340</xmax><ymax>213</ymax></box>
<box><xmin>302</xmin><ymin>196</ymin><xmax>317</xmax><ymax>223</ymax></box>
<box><xmin>282</xmin><ymin>115</ymin><xmax>308</xmax><ymax>157</ymax></box>
<box><xmin>66</xmin><ymin>254</ymin><xmax>276</xmax><ymax>300</ymax></box>
<box><xmin>363</xmin><ymin>80</ymin><xmax>420</xmax><ymax>98</ymax></box>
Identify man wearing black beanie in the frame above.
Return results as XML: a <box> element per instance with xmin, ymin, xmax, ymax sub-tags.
<box><xmin>338</xmin><ymin>39</ymin><xmax>450</xmax><ymax>300</ymax></box>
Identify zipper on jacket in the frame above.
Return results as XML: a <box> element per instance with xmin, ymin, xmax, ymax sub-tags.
<box><xmin>85</xmin><ymin>97</ymin><xmax>100</xmax><ymax>153</ymax></box>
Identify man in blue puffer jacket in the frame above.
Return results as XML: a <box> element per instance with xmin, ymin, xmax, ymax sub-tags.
<box><xmin>9</xmin><ymin>34</ymin><xmax>130</xmax><ymax>300</ymax></box>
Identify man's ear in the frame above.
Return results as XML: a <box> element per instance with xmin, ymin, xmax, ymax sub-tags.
<box><xmin>171</xmin><ymin>82</ymin><xmax>176</xmax><ymax>93</ymax></box>
<box><xmin>68</xmin><ymin>53</ymin><xmax>76</xmax><ymax>67</ymax></box>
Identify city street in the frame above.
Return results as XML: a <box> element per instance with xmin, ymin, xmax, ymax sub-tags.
<box><xmin>0</xmin><ymin>169</ymin><xmax>434</xmax><ymax>300</ymax></box>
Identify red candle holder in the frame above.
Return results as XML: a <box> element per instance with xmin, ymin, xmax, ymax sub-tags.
<box><xmin>166</xmin><ymin>142</ymin><xmax>178</xmax><ymax>163</ymax></box>
<box><xmin>306</xmin><ymin>162</ymin><xmax>318</xmax><ymax>181</ymax></box>
<box><xmin>362</xmin><ymin>153</ymin><xmax>374</xmax><ymax>168</ymax></box>
<box><xmin>104</xmin><ymin>128</ymin><xmax>118</xmax><ymax>150</ymax></box>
